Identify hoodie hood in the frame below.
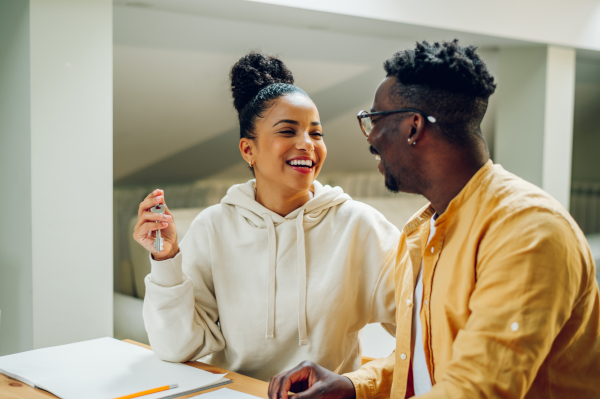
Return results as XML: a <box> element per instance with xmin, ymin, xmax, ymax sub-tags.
<box><xmin>221</xmin><ymin>179</ymin><xmax>350</xmax><ymax>228</ymax></box>
<box><xmin>221</xmin><ymin>179</ymin><xmax>351</xmax><ymax>345</ymax></box>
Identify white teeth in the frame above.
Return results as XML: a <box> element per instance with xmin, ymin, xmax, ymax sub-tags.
<box><xmin>375</xmin><ymin>155</ymin><xmax>381</xmax><ymax>161</ymax></box>
<box><xmin>288</xmin><ymin>159</ymin><xmax>313</xmax><ymax>167</ymax></box>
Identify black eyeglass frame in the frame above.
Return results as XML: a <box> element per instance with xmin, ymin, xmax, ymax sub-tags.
<box><xmin>357</xmin><ymin>108</ymin><xmax>436</xmax><ymax>137</ymax></box>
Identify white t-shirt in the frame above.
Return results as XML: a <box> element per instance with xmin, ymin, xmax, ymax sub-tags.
<box><xmin>411</xmin><ymin>214</ymin><xmax>437</xmax><ymax>394</ymax></box>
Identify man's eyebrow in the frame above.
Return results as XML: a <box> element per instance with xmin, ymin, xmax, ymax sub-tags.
<box><xmin>273</xmin><ymin>119</ymin><xmax>299</xmax><ymax>127</ymax></box>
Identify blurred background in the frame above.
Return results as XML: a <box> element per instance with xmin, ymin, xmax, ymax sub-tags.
<box><xmin>1</xmin><ymin>0</ymin><xmax>599</xmax><ymax>358</ymax></box>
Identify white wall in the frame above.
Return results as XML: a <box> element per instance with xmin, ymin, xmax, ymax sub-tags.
<box><xmin>541</xmin><ymin>47</ymin><xmax>576</xmax><ymax>208</ymax></box>
<box><xmin>0</xmin><ymin>0</ymin><xmax>114</xmax><ymax>355</ymax></box>
<box><xmin>495</xmin><ymin>46</ymin><xmax>576</xmax><ymax>209</ymax></box>
<box><xmin>0</xmin><ymin>0</ymin><xmax>33</xmax><ymax>356</ymax></box>
<box><xmin>495</xmin><ymin>47</ymin><xmax>547</xmax><ymax>186</ymax></box>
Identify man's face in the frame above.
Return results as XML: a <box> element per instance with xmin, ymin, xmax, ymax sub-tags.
<box><xmin>368</xmin><ymin>77</ymin><xmax>420</xmax><ymax>194</ymax></box>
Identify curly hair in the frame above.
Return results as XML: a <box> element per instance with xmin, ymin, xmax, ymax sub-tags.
<box><xmin>230</xmin><ymin>51</ymin><xmax>308</xmax><ymax>140</ymax></box>
<box><xmin>384</xmin><ymin>40</ymin><xmax>497</xmax><ymax>144</ymax></box>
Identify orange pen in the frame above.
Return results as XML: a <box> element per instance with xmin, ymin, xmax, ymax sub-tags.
<box><xmin>113</xmin><ymin>383</ymin><xmax>178</xmax><ymax>399</ymax></box>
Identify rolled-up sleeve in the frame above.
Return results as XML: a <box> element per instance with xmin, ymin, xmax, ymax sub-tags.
<box><xmin>418</xmin><ymin>209</ymin><xmax>583</xmax><ymax>399</ymax></box>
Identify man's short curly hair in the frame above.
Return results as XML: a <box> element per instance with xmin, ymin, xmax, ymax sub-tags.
<box><xmin>384</xmin><ymin>40</ymin><xmax>497</xmax><ymax>144</ymax></box>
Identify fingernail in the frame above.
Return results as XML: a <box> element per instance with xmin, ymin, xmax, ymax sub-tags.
<box><xmin>161</xmin><ymin>222</ymin><xmax>168</xmax><ymax>227</ymax></box>
<box><xmin>156</xmin><ymin>196</ymin><xmax>164</xmax><ymax>202</ymax></box>
<box><xmin>163</xmin><ymin>214</ymin><xmax>172</xmax><ymax>220</ymax></box>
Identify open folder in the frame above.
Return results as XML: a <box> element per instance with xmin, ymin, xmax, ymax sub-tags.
<box><xmin>0</xmin><ymin>337</ymin><xmax>231</xmax><ymax>399</ymax></box>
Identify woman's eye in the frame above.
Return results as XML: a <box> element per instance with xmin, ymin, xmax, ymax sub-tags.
<box><xmin>311</xmin><ymin>132</ymin><xmax>324</xmax><ymax>138</ymax></box>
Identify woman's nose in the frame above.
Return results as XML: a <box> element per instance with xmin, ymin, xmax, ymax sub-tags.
<box><xmin>296</xmin><ymin>132</ymin><xmax>314</xmax><ymax>151</ymax></box>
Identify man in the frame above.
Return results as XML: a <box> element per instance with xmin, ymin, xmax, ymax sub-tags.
<box><xmin>268</xmin><ymin>40</ymin><xmax>600</xmax><ymax>398</ymax></box>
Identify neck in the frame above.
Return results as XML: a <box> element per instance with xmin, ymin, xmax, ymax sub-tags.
<box><xmin>422</xmin><ymin>144</ymin><xmax>489</xmax><ymax>215</ymax></box>
<box><xmin>254</xmin><ymin>178</ymin><xmax>313</xmax><ymax>217</ymax></box>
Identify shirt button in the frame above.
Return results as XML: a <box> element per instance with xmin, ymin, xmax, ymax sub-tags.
<box><xmin>400</xmin><ymin>353</ymin><xmax>407</xmax><ymax>360</ymax></box>
<box><xmin>511</xmin><ymin>322</ymin><xmax>519</xmax><ymax>331</ymax></box>
<box><xmin>424</xmin><ymin>300</ymin><xmax>428</xmax><ymax>305</ymax></box>
<box><xmin>406</xmin><ymin>299</ymin><xmax>413</xmax><ymax>307</ymax></box>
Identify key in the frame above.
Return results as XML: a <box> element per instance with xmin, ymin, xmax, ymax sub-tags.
<box><xmin>150</xmin><ymin>204</ymin><xmax>165</xmax><ymax>252</ymax></box>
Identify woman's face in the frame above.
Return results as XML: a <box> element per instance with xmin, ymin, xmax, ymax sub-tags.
<box><xmin>242</xmin><ymin>93</ymin><xmax>327</xmax><ymax>193</ymax></box>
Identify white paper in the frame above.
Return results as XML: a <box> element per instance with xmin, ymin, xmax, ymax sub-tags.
<box><xmin>0</xmin><ymin>337</ymin><xmax>227</xmax><ymax>399</ymax></box>
<box><xmin>192</xmin><ymin>388</ymin><xmax>262</xmax><ymax>399</ymax></box>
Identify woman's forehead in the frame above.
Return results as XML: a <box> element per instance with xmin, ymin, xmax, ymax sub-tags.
<box><xmin>264</xmin><ymin>93</ymin><xmax>320</xmax><ymax>124</ymax></box>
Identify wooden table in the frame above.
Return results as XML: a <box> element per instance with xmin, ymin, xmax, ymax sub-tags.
<box><xmin>0</xmin><ymin>339</ymin><xmax>269</xmax><ymax>399</ymax></box>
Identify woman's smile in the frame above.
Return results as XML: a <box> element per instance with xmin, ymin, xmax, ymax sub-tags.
<box><xmin>286</xmin><ymin>157</ymin><xmax>316</xmax><ymax>174</ymax></box>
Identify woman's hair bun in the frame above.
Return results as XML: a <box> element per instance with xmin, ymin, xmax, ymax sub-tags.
<box><xmin>230</xmin><ymin>51</ymin><xmax>294</xmax><ymax>113</ymax></box>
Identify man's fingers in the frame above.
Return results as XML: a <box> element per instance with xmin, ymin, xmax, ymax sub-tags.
<box><xmin>278</xmin><ymin>366</ymin><xmax>313</xmax><ymax>399</ymax></box>
<box><xmin>292</xmin><ymin>383</ymin><xmax>326</xmax><ymax>399</ymax></box>
<box><xmin>268</xmin><ymin>375</ymin><xmax>282</xmax><ymax>399</ymax></box>
<box><xmin>289</xmin><ymin>380</ymin><xmax>309</xmax><ymax>393</ymax></box>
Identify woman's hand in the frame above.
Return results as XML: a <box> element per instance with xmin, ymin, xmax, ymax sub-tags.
<box><xmin>133</xmin><ymin>189</ymin><xmax>179</xmax><ymax>261</ymax></box>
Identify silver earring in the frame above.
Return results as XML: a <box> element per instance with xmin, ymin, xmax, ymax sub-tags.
<box><xmin>248</xmin><ymin>160</ymin><xmax>253</xmax><ymax>167</ymax></box>
<box><xmin>412</xmin><ymin>141</ymin><xmax>417</xmax><ymax>146</ymax></box>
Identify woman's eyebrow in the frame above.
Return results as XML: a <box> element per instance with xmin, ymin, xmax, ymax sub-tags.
<box><xmin>273</xmin><ymin>119</ymin><xmax>299</xmax><ymax>127</ymax></box>
<box><xmin>311</xmin><ymin>121</ymin><xmax>321</xmax><ymax>126</ymax></box>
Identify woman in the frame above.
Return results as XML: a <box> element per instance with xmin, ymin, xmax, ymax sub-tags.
<box><xmin>135</xmin><ymin>52</ymin><xmax>400</xmax><ymax>382</ymax></box>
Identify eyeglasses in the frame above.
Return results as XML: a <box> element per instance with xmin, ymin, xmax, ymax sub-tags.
<box><xmin>356</xmin><ymin>109</ymin><xmax>436</xmax><ymax>137</ymax></box>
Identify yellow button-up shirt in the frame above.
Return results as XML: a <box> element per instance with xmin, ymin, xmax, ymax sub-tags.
<box><xmin>345</xmin><ymin>161</ymin><xmax>600</xmax><ymax>398</ymax></box>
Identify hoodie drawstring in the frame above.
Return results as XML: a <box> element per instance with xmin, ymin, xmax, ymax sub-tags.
<box><xmin>263</xmin><ymin>210</ymin><xmax>308</xmax><ymax>346</ymax></box>
<box><xmin>264</xmin><ymin>214</ymin><xmax>277</xmax><ymax>339</ymax></box>
<box><xmin>296</xmin><ymin>209</ymin><xmax>308</xmax><ymax>346</ymax></box>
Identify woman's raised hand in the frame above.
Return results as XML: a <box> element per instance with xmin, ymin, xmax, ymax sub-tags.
<box><xmin>133</xmin><ymin>189</ymin><xmax>179</xmax><ymax>261</ymax></box>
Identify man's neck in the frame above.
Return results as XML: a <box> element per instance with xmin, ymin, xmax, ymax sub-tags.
<box><xmin>254</xmin><ymin>178</ymin><xmax>313</xmax><ymax>217</ymax></box>
<box><xmin>423</xmin><ymin>150</ymin><xmax>489</xmax><ymax>215</ymax></box>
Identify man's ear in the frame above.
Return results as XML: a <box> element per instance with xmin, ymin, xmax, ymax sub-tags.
<box><xmin>239</xmin><ymin>138</ymin><xmax>254</xmax><ymax>164</ymax></box>
<box><xmin>407</xmin><ymin>114</ymin><xmax>427</xmax><ymax>146</ymax></box>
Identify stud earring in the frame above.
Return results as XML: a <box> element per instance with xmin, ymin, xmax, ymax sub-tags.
<box><xmin>248</xmin><ymin>160</ymin><xmax>254</xmax><ymax>167</ymax></box>
<box><xmin>412</xmin><ymin>141</ymin><xmax>417</xmax><ymax>146</ymax></box>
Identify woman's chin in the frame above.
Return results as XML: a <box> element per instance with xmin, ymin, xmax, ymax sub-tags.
<box><xmin>284</xmin><ymin>168</ymin><xmax>315</xmax><ymax>188</ymax></box>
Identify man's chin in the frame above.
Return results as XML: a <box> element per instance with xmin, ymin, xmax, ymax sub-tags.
<box><xmin>384</xmin><ymin>172</ymin><xmax>400</xmax><ymax>193</ymax></box>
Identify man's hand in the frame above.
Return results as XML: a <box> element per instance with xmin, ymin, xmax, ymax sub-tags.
<box><xmin>268</xmin><ymin>361</ymin><xmax>357</xmax><ymax>399</ymax></box>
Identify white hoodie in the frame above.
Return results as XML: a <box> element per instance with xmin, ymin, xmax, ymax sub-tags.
<box><xmin>143</xmin><ymin>180</ymin><xmax>399</xmax><ymax>381</ymax></box>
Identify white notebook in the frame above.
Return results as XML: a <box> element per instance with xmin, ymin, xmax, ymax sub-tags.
<box><xmin>193</xmin><ymin>388</ymin><xmax>262</xmax><ymax>399</ymax></box>
<box><xmin>0</xmin><ymin>337</ymin><xmax>231</xmax><ymax>399</ymax></box>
